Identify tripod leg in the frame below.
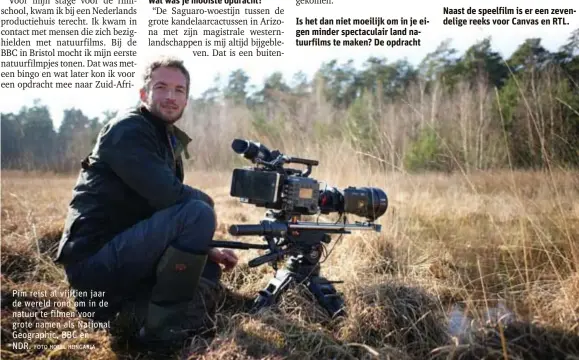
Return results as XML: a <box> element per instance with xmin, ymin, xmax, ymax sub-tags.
<box><xmin>251</xmin><ymin>269</ymin><xmax>294</xmax><ymax>313</ymax></box>
<box><xmin>307</xmin><ymin>276</ymin><xmax>346</xmax><ymax>319</ymax></box>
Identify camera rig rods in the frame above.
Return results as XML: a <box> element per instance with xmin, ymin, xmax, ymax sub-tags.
<box><xmin>227</xmin><ymin>220</ymin><xmax>381</xmax><ymax>237</ymax></box>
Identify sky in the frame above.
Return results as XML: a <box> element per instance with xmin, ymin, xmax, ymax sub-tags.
<box><xmin>0</xmin><ymin>0</ymin><xmax>577</xmax><ymax>129</ymax></box>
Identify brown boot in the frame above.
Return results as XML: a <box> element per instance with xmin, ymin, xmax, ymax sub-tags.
<box><xmin>182</xmin><ymin>276</ymin><xmax>225</xmax><ymax>335</ymax></box>
<box><xmin>137</xmin><ymin>246</ymin><xmax>208</xmax><ymax>349</ymax></box>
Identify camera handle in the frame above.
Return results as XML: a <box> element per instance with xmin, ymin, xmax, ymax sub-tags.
<box><xmin>254</xmin><ymin>153</ymin><xmax>318</xmax><ymax>177</ymax></box>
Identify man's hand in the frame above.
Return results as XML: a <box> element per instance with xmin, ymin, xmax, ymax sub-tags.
<box><xmin>208</xmin><ymin>248</ymin><xmax>238</xmax><ymax>271</ymax></box>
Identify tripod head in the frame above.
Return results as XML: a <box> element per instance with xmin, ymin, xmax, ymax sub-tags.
<box><xmin>212</xmin><ymin>209</ymin><xmax>381</xmax><ymax>270</ymax></box>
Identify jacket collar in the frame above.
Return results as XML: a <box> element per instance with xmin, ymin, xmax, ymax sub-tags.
<box><xmin>138</xmin><ymin>105</ymin><xmax>192</xmax><ymax>159</ymax></box>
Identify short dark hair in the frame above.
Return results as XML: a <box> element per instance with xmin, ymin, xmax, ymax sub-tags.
<box><xmin>142</xmin><ymin>56</ymin><xmax>190</xmax><ymax>96</ymax></box>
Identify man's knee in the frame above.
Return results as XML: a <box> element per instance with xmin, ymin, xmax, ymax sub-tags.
<box><xmin>173</xmin><ymin>199</ymin><xmax>216</xmax><ymax>253</ymax></box>
<box><xmin>182</xmin><ymin>199</ymin><xmax>216</xmax><ymax>235</ymax></box>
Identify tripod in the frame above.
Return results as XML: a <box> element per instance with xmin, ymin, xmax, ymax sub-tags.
<box><xmin>211</xmin><ymin>211</ymin><xmax>358</xmax><ymax>319</ymax></box>
<box><xmin>250</xmin><ymin>230</ymin><xmax>346</xmax><ymax>318</ymax></box>
<box><xmin>211</xmin><ymin>207</ymin><xmax>382</xmax><ymax>319</ymax></box>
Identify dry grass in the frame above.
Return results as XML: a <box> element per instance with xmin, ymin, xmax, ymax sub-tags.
<box><xmin>1</xmin><ymin>163</ymin><xmax>579</xmax><ymax>360</ymax></box>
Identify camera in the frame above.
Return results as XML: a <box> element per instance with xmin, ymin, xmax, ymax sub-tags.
<box><xmin>212</xmin><ymin>139</ymin><xmax>389</xmax><ymax>318</ymax></box>
<box><xmin>229</xmin><ymin>138</ymin><xmax>388</xmax><ymax>221</ymax></box>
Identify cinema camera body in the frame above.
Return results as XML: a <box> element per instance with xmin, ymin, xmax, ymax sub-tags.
<box><xmin>211</xmin><ymin>139</ymin><xmax>388</xmax><ymax>318</ymax></box>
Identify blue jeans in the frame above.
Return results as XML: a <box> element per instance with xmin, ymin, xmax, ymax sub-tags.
<box><xmin>65</xmin><ymin>198</ymin><xmax>220</xmax><ymax>320</ymax></box>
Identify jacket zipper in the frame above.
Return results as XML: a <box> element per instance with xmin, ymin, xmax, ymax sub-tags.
<box><xmin>166</xmin><ymin>130</ymin><xmax>177</xmax><ymax>170</ymax></box>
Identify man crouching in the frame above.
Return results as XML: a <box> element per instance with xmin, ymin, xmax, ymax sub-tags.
<box><xmin>54</xmin><ymin>55</ymin><xmax>238</xmax><ymax>350</ymax></box>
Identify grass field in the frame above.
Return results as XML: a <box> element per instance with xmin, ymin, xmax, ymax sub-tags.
<box><xmin>1</xmin><ymin>166</ymin><xmax>578</xmax><ymax>359</ymax></box>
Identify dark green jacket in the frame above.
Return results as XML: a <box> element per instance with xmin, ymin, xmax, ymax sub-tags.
<box><xmin>55</xmin><ymin>105</ymin><xmax>213</xmax><ymax>265</ymax></box>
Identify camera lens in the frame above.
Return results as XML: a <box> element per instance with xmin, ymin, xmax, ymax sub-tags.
<box><xmin>343</xmin><ymin>187</ymin><xmax>388</xmax><ymax>221</ymax></box>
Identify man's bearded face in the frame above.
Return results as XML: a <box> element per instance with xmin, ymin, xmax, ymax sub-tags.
<box><xmin>140</xmin><ymin>66</ymin><xmax>188</xmax><ymax>124</ymax></box>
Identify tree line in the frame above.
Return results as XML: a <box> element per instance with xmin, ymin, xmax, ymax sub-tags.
<box><xmin>2</xmin><ymin>29</ymin><xmax>578</xmax><ymax>173</ymax></box>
